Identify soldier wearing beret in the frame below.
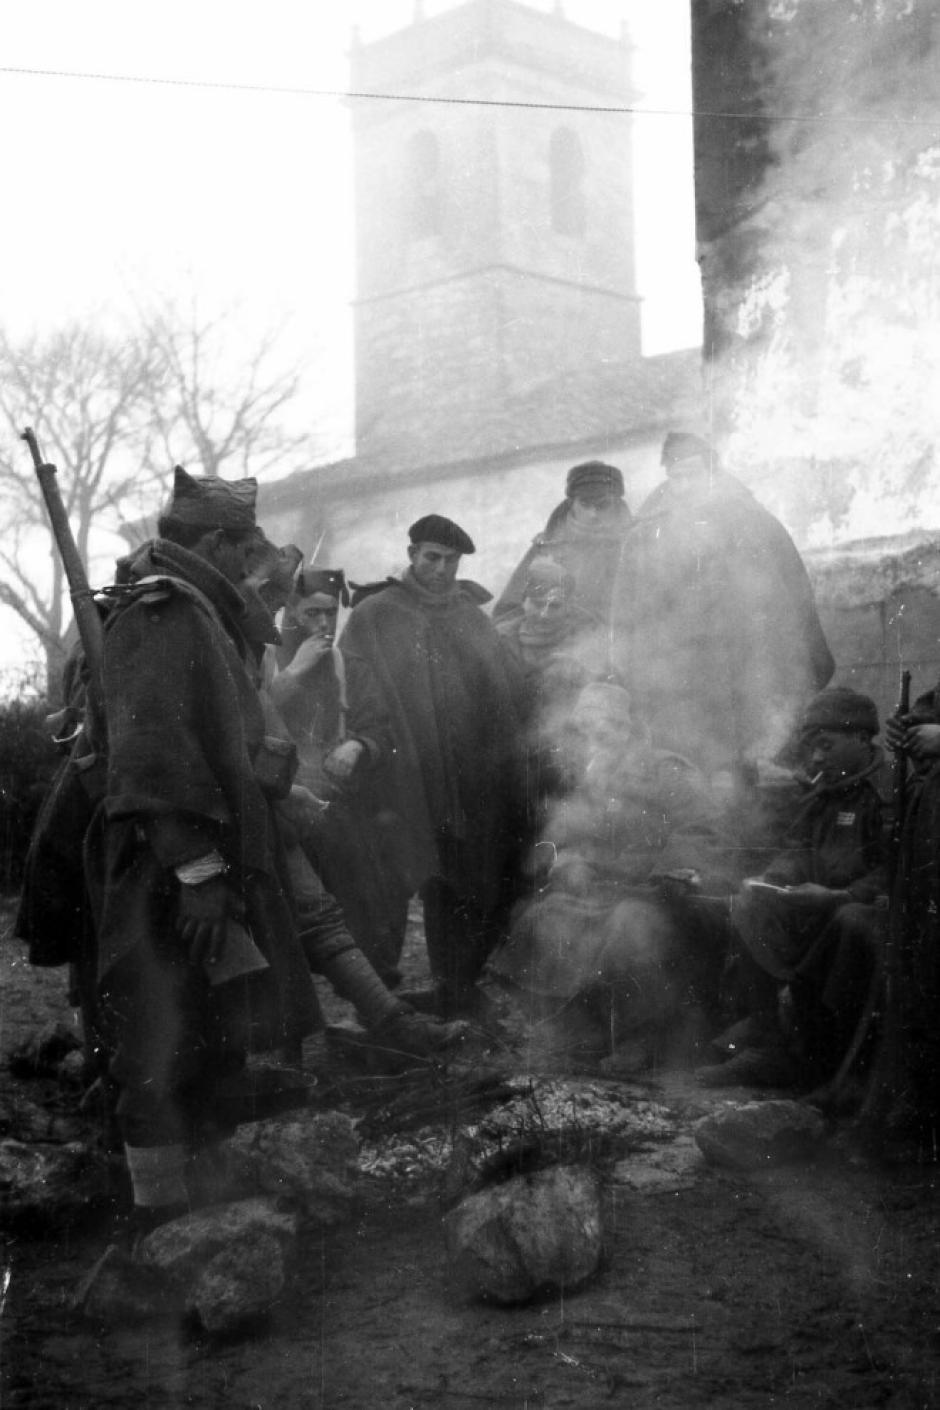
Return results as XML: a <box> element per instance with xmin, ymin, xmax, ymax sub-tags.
<box><xmin>493</xmin><ymin>460</ymin><xmax>632</xmax><ymax>632</ymax></box>
<box><xmin>699</xmin><ymin>686</ymin><xmax>888</xmax><ymax>1089</ymax></box>
<box><xmin>340</xmin><ymin>515</ymin><xmax>526</xmax><ymax>1017</ymax></box>
<box><xmin>235</xmin><ymin>551</ymin><xmax>465</xmax><ymax>1057</ymax></box>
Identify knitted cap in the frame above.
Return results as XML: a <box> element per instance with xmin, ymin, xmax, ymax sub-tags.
<box><xmin>408</xmin><ymin>515</ymin><xmax>475</xmax><ymax>554</ymax></box>
<box><xmin>164</xmin><ymin>465</ymin><xmax>258</xmax><ymax>532</ymax></box>
<box><xmin>799</xmin><ymin>687</ymin><xmax>879</xmax><ymax>738</ymax></box>
<box><xmin>566</xmin><ymin>460</ymin><xmax>624</xmax><ymax>500</ymax></box>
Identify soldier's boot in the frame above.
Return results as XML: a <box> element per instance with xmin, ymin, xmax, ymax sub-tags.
<box><xmin>371</xmin><ymin>1008</ymin><xmax>469</xmax><ymax>1058</ymax></box>
<box><xmin>319</xmin><ymin>946</ymin><xmax>467</xmax><ymax>1056</ymax></box>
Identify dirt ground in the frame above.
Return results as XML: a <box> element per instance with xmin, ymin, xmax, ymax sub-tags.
<box><xmin>2</xmin><ymin>898</ymin><xmax>940</xmax><ymax>1410</ymax></box>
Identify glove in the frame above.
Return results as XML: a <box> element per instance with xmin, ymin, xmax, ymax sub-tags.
<box><xmin>176</xmin><ymin>877</ymin><xmax>244</xmax><ymax>970</ymax></box>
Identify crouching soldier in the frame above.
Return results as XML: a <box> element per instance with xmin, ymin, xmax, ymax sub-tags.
<box><xmin>699</xmin><ymin>686</ymin><xmax>887</xmax><ymax>1089</ymax></box>
<box><xmin>489</xmin><ymin>682</ymin><xmax>732</xmax><ymax>1068</ymax></box>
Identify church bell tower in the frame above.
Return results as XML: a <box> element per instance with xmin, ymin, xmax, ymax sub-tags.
<box><xmin>350</xmin><ymin>0</ymin><xmax>641</xmax><ymax>469</ymax></box>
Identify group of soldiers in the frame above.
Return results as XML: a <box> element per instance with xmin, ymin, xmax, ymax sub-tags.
<box><xmin>16</xmin><ymin>429</ymin><xmax>940</xmax><ymax>1232</ymax></box>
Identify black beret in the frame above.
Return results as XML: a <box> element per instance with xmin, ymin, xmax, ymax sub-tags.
<box><xmin>565</xmin><ymin>461</ymin><xmax>624</xmax><ymax>499</ymax></box>
<box><xmin>408</xmin><ymin>515</ymin><xmax>475</xmax><ymax>554</ymax></box>
<box><xmin>164</xmin><ymin>465</ymin><xmax>258</xmax><ymax>532</ymax></box>
<box><xmin>799</xmin><ymin>687</ymin><xmax>879</xmax><ymax>738</ymax></box>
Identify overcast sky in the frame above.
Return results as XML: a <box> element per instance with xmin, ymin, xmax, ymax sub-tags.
<box><xmin>0</xmin><ymin>0</ymin><xmax>699</xmax><ymax>682</ymax></box>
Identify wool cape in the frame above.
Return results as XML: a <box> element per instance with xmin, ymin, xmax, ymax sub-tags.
<box><xmin>612</xmin><ymin>470</ymin><xmax>835</xmax><ymax>773</ymax></box>
<box><xmin>90</xmin><ymin>538</ymin><xmax>319</xmax><ymax>1049</ymax></box>
<box><xmin>339</xmin><ymin>572</ymin><xmax>526</xmax><ymax>911</ymax></box>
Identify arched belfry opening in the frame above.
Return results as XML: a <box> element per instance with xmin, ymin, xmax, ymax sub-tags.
<box><xmin>351</xmin><ymin>0</ymin><xmax>644</xmax><ymax>465</ymax></box>
<box><xmin>549</xmin><ymin>127</ymin><xmax>586</xmax><ymax>236</ymax></box>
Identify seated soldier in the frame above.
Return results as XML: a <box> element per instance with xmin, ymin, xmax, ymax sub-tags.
<box><xmin>489</xmin><ymin>682</ymin><xmax>731</xmax><ymax>1068</ymax></box>
<box><xmin>699</xmin><ymin>686</ymin><xmax>887</xmax><ymax>1089</ymax></box>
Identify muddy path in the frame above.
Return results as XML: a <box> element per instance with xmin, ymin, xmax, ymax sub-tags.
<box><xmin>2</xmin><ymin>907</ymin><xmax>939</xmax><ymax>1410</ymax></box>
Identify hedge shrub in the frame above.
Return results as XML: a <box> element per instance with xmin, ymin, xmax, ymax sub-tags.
<box><xmin>0</xmin><ymin>696</ymin><xmax>60</xmax><ymax>894</ymax></box>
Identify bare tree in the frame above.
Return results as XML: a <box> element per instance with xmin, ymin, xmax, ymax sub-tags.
<box><xmin>142</xmin><ymin>296</ymin><xmax>317</xmax><ymax>481</ymax></box>
<box><xmin>0</xmin><ymin>304</ymin><xmax>322</xmax><ymax>696</ymax></box>
<box><xmin>0</xmin><ymin>323</ymin><xmax>165</xmax><ymax>693</ymax></box>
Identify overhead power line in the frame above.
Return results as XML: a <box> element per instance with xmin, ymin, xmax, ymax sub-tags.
<box><xmin>1</xmin><ymin>63</ymin><xmax>935</xmax><ymax>128</ymax></box>
<box><xmin>0</xmin><ymin>63</ymin><xmax>678</xmax><ymax>115</ymax></box>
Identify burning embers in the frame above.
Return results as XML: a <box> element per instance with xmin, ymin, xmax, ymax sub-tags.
<box><xmin>357</xmin><ymin>1075</ymin><xmax>675</xmax><ymax>1189</ymax></box>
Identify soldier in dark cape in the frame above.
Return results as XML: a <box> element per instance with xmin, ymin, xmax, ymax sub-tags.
<box><xmin>238</xmin><ymin>544</ymin><xmax>466</xmax><ymax>1057</ymax></box>
<box><xmin>340</xmin><ymin>514</ymin><xmax>527</xmax><ymax>1017</ymax></box>
<box><xmin>492</xmin><ymin>460</ymin><xmax>632</xmax><ymax>631</ymax></box>
<box><xmin>612</xmin><ymin>432</ymin><xmax>834</xmax><ymax>777</ymax></box>
<box><xmin>74</xmin><ymin>468</ymin><xmax>319</xmax><ymax>1227</ymax></box>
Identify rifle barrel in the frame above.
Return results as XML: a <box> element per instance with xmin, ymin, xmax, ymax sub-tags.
<box><xmin>21</xmin><ymin>427</ymin><xmax>106</xmax><ymax>744</ymax></box>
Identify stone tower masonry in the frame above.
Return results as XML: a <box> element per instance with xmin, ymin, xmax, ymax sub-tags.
<box><xmin>350</xmin><ymin>0</ymin><xmax>642</xmax><ymax>469</ymax></box>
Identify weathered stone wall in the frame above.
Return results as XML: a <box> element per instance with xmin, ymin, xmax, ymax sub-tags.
<box><xmin>807</xmin><ymin>536</ymin><xmax>940</xmax><ymax>725</ymax></box>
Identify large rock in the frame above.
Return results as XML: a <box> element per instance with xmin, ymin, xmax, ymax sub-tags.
<box><xmin>694</xmin><ymin>1099</ymin><xmax>827</xmax><ymax>1170</ymax></box>
<box><xmin>444</xmin><ymin>1163</ymin><xmax>604</xmax><ymax>1304</ymax></box>
<box><xmin>0</xmin><ymin>1138</ymin><xmax>110</xmax><ymax>1227</ymax></box>
<box><xmin>227</xmin><ymin>1111</ymin><xmax>359</xmax><ymax>1225</ymax></box>
<box><xmin>189</xmin><ymin>1233</ymin><xmax>286</xmax><ymax>1335</ymax></box>
<box><xmin>136</xmin><ymin>1198</ymin><xmax>298</xmax><ymax>1289</ymax></box>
